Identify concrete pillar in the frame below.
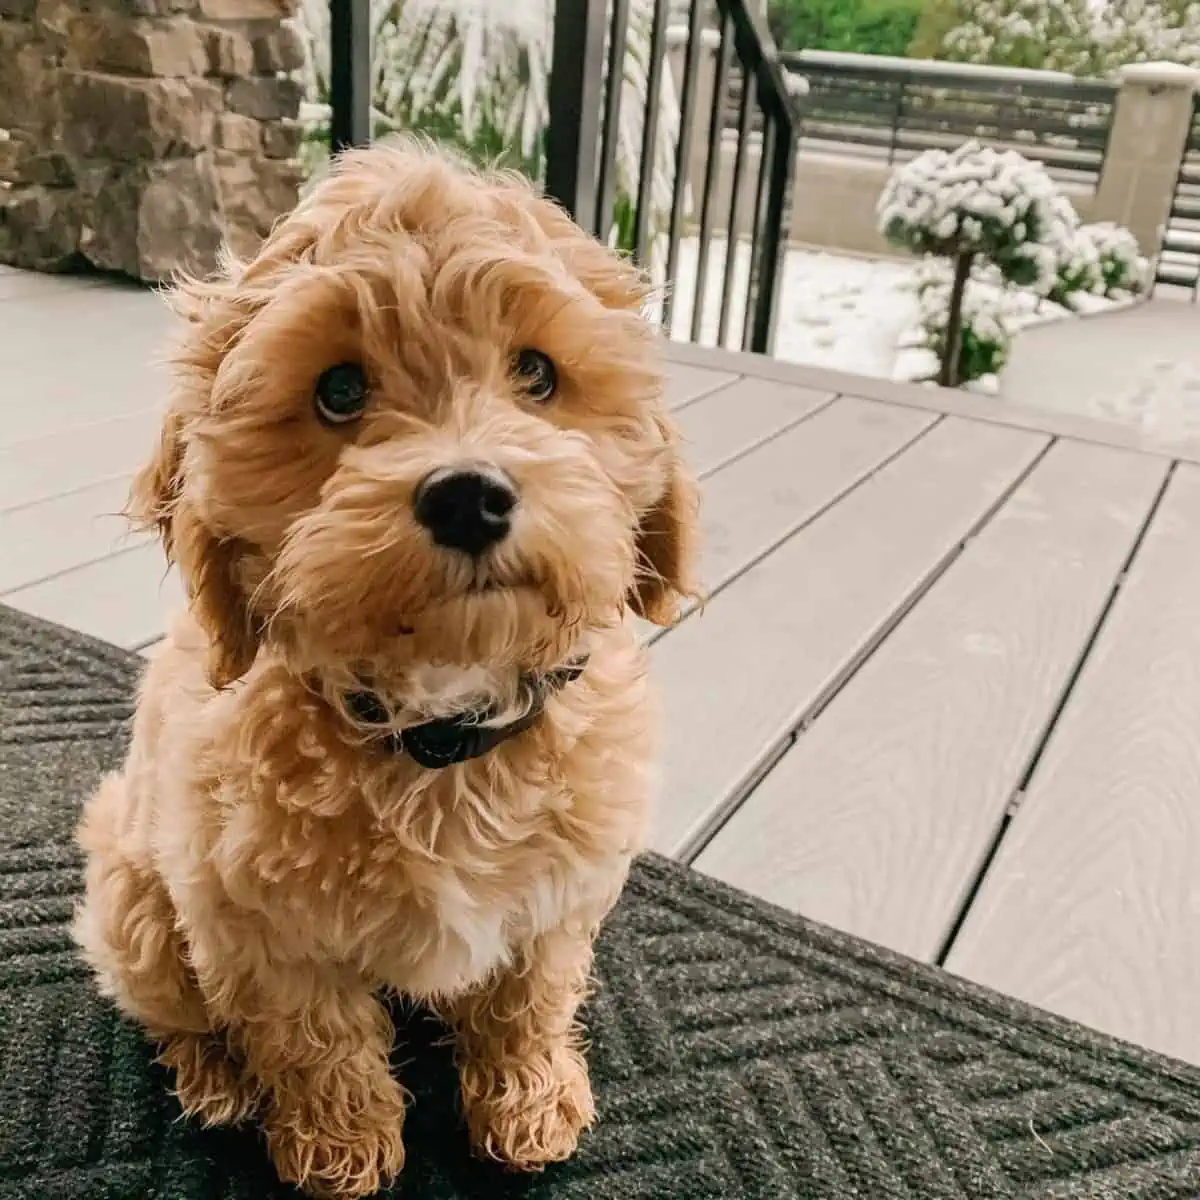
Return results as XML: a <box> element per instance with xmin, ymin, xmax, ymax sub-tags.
<box><xmin>1093</xmin><ymin>61</ymin><xmax>1200</xmax><ymax>256</ymax></box>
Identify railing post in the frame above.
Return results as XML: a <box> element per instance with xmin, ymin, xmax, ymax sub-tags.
<box><xmin>545</xmin><ymin>0</ymin><xmax>609</xmax><ymax>230</ymax></box>
<box><xmin>889</xmin><ymin>78</ymin><xmax>906</xmax><ymax>165</ymax></box>
<box><xmin>329</xmin><ymin>0</ymin><xmax>371</xmax><ymax>153</ymax></box>
<box><xmin>749</xmin><ymin>110</ymin><xmax>795</xmax><ymax>355</ymax></box>
<box><xmin>1094</xmin><ymin>62</ymin><xmax>1200</xmax><ymax>256</ymax></box>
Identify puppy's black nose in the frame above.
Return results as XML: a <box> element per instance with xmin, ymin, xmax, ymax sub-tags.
<box><xmin>413</xmin><ymin>466</ymin><xmax>518</xmax><ymax>556</ymax></box>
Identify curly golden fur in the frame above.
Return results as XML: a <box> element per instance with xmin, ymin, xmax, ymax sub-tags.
<box><xmin>70</xmin><ymin>138</ymin><xmax>700</xmax><ymax>1199</ymax></box>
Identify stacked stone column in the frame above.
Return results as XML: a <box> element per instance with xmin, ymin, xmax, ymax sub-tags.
<box><xmin>0</xmin><ymin>0</ymin><xmax>307</xmax><ymax>282</ymax></box>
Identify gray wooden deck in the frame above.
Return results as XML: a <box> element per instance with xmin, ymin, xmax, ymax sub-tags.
<box><xmin>5</xmin><ymin>265</ymin><xmax>1200</xmax><ymax>1068</ymax></box>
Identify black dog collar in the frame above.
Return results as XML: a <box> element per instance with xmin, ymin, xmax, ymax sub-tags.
<box><xmin>344</xmin><ymin>660</ymin><xmax>588</xmax><ymax>770</ymax></box>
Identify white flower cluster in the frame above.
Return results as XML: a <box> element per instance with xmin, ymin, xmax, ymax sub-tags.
<box><xmin>1053</xmin><ymin>224</ymin><xmax>1106</xmax><ymax>298</ymax></box>
<box><xmin>1085</xmin><ymin>221</ymin><xmax>1149</xmax><ymax>294</ymax></box>
<box><xmin>877</xmin><ymin>140</ymin><xmax>1077</xmax><ymax>293</ymax></box>
<box><xmin>938</xmin><ymin>0</ymin><xmax>1200</xmax><ymax>75</ymax></box>
<box><xmin>897</xmin><ymin>249</ymin><xmax>1090</xmax><ymax>388</ymax></box>
<box><xmin>1093</xmin><ymin>0</ymin><xmax>1200</xmax><ymax>70</ymax></box>
<box><xmin>940</xmin><ymin>0</ymin><xmax>1093</xmax><ymax>74</ymax></box>
<box><xmin>1049</xmin><ymin>221</ymin><xmax>1148</xmax><ymax>302</ymax></box>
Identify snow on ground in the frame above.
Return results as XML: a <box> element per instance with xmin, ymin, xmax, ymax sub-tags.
<box><xmin>999</xmin><ymin>294</ymin><xmax>1200</xmax><ymax>442</ymax></box>
<box><xmin>660</xmin><ymin>240</ymin><xmax>1197</xmax><ymax>439</ymax></box>
<box><xmin>663</xmin><ymin>238</ymin><xmax>1129</xmax><ymax>380</ymax></box>
<box><xmin>665</xmin><ymin>240</ymin><xmax>920</xmax><ymax>379</ymax></box>
<box><xmin>1091</xmin><ymin>360</ymin><xmax>1200</xmax><ymax>438</ymax></box>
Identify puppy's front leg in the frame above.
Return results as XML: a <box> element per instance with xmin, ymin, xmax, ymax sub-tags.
<box><xmin>449</xmin><ymin>924</ymin><xmax>597</xmax><ymax>1169</ymax></box>
<box><xmin>197</xmin><ymin>949</ymin><xmax>406</xmax><ymax>1198</ymax></box>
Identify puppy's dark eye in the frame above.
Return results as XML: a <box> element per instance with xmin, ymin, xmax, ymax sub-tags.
<box><xmin>512</xmin><ymin>349</ymin><xmax>557</xmax><ymax>403</ymax></box>
<box><xmin>314</xmin><ymin>362</ymin><xmax>369</xmax><ymax>425</ymax></box>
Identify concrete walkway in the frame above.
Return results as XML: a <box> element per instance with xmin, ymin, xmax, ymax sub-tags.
<box><xmin>1000</xmin><ymin>295</ymin><xmax>1200</xmax><ymax>446</ymax></box>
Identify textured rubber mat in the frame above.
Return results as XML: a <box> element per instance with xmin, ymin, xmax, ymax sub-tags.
<box><xmin>3</xmin><ymin>602</ymin><xmax>1200</xmax><ymax>1199</ymax></box>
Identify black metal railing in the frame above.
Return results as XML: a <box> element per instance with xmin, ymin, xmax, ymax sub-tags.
<box><xmin>779</xmin><ymin>54</ymin><xmax>1117</xmax><ymax>181</ymax></box>
<box><xmin>328</xmin><ymin>0</ymin><xmax>370</xmax><ymax>153</ymax></box>
<box><xmin>1154</xmin><ymin>95</ymin><xmax>1200</xmax><ymax>297</ymax></box>
<box><xmin>325</xmin><ymin>0</ymin><xmax>796</xmax><ymax>355</ymax></box>
<box><xmin>545</xmin><ymin>0</ymin><xmax>797</xmax><ymax>355</ymax></box>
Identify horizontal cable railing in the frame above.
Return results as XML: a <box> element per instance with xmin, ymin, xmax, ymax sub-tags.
<box><xmin>777</xmin><ymin>52</ymin><xmax>1117</xmax><ymax>182</ymax></box>
<box><xmin>545</xmin><ymin>0</ymin><xmax>798</xmax><ymax>355</ymax></box>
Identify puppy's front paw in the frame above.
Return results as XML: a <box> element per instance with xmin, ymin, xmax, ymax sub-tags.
<box><xmin>265</xmin><ymin>1072</ymin><xmax>407</xmax><ymax>1198</ymax></box>
<box><xmin>159</xmin><ymin>1032</ymin><xmax>260</xmax><ymax>1127</ymax></box>
<box><xmin>461</xmin><ymin>1048</ymin><xmax>595</xmax><ymax>1170</ymax></box>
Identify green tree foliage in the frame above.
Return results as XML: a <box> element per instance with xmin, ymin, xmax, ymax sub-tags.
<box><xmin>767</xmin><ymin>0</ymin><xmax>924</xmax><ymax>58</ymax></box>
<box><xmin>908</xmin><ymin>0</ymin><xmax>959</xmax><ymax>59</ymax></box>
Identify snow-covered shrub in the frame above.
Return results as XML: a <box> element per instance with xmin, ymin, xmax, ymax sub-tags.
<box><xmin>930</xmin><ymin>283</ymin><xmax>1013</xmax><ymax>383</ymax></box>
<box><xmin>1050</xmin><ymin>225</ymin><xmax>1105</xmax><ymax>303</ymax></box>
<box><xmin>296</xmin><ymin>1</ymin><xmax>548</xmax><ymax>174</ymax></box>
<box><xmin>1086</xmin><ymin>222</ymin><xmax>1148</xmax><ymax>295</ymax></box>
<box><xmin>879</xmin><ymin>141</ymin><xmax>1078</xmax><ymax>292</ymax></box>
<box><xmin>900</xmin><ymin>258</ymin><xmax>1014</xmax><ymax>389</ymax></box>
<box><xmin>878</xmin><ymin>140</ymin><xmax>1077</xmax><ymax>386</ymax></box>
<box><xmin>1048</xmin><ymin>221</ymin><xmax>1148</xmax><ymax>303</ymax></box>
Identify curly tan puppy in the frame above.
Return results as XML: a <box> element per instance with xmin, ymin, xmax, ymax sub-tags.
<box><xmin>71</xmin><ymin>138</ymin><xmax>699</xmax><ymax>1198</ymax></box>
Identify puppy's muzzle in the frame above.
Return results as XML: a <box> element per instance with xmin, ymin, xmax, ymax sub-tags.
<box><xmin>413</xmin><ymin>464</ymin><xmax>518</xmax><ymax>557</ymax></box>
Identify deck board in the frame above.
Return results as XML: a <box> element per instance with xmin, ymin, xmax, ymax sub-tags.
<box><xmin>634</xmin><ymin>393</ymin><xmax>926</xmax><ymax>645</ymax></box>
<box><xmin>945</xmin><ymin>463</ymin><xmax>1200</xmax><ymax>1065</ymax></box>
<box><xmin>5</xmin><ymin>542</ymin><xmax>181</xmax><ymax>651</ymax></box>
<box><xmin>671</xmin><ymin>377</ymin><xmax>834</xmax><ymax>478</ymax></box>
<box><xmin>0</xmin><ymin>410</ymin><xmax>158</xmax><ymax>513</ymax></box>
<box><xmin>0</xmin><ymin>286</ymin><xmax>172</xmax><ymax>448</ymax></box>
<box><xmin>663</xmin><ymin>362</ymin><xmax>739</xmax><ymax>409</ymax></box>
<box><xmin>696</xmin><ymin>440</ymin><xmax>1167</xmax><ymax>961</ymax></box>
<box><xmin>663</xmin><ymin>397</ymin><xmax>937</xmax><ymax>633</ymax></box>
<box><xmin>0</xmin><ymin>476</ymin><xmax>140</xmax><ymax>595</ymax></box>
<box><xmin>649</xmin><ymin>418</ymin><xmax>1048</xmax><ymax>859</ymax></box>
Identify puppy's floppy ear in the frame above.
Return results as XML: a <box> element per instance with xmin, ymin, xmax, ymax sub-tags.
<box><xmin>128</xmin><ymin>261</ymin><xmax>269</xmax><ymax>690</ymax></box>
<box><xmin>630</xmin><ymin>415</ymin><xmax>701</xmax><ymax>626</ymax></box>
<box><xmin>521</xmin><ymin>181</ymin><xmax>698</xmax><ymax>620</ymax></box>
<box><xmin>127</xmin><ymin>400</ymin><xmax>260</xmax><ymax>690</ymax></box>
<box><xmin>130</xmin><ymin>163</ymin><xmax>355</xmax><ymax>687</ymax></box>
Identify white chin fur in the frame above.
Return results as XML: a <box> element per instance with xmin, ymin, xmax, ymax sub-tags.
<box><xmin>404</xmin><ymin>664</ymin><xmax>501</xmax><ymax>719</ymax></box>
<box><xmin>400</xmin><ymin>629</ymin><xmax>594</xmax><ymax>725</ymax></box>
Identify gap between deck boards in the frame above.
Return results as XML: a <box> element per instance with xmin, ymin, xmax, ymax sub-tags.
<box><xmin>931</xmin><ymin>460</ymin><xmax>1179</xmax><ymax>967</ymax></box>
<box><xmin>673</xmin><ymin>436</ymin><xmax>1059</xmax><ymax>868</ymax></box>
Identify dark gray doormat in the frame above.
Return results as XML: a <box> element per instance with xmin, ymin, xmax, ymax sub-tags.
<box><xmin>3</xmin><ymin>603</ymin><xmax>1200</xmax><ymax>1200</ymax></box>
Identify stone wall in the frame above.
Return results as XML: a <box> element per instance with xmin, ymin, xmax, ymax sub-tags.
<box><xmin>0</xmin><ymin>0</ymin><xmax>307</xmax><ymax>282</ymax></box>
